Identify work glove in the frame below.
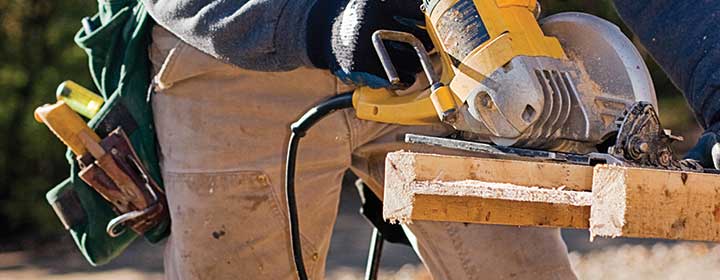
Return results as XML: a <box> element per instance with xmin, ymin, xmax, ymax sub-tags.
<box><xmin>684</xmin><ymin>131</ymin><xmax>720</xmax><ymax>169</ymax></box>
<box><xmin>307</xmin><ymin>0</ymin><xmax>432</xmax><ymax>89</ymax></box>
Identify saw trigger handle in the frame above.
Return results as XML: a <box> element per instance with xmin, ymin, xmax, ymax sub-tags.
<box><xmin>352</xmin><ymin>30</ymin><xmax>459</xmax><ymax>125</ymax></box>
<box><xmin>371</xmin><ymin>30</ymin><xmax>439</xmax><ymax>88</ymax></box>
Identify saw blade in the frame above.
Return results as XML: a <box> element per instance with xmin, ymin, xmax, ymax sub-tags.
<box><xmin>405</xmin><ymin>133</ymin><xmax>622</xmax><ymax>166</ymax></box>
<box><xmin>608</xmin><ymin>102</ymin><xmax>704</xmax><ymax>172</ymax></box>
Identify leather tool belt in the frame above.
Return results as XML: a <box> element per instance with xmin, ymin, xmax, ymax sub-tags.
<box><xmin>76</xmin><ymin>128</ymin><xmax>167</xmax><ymax>236</ymax></box>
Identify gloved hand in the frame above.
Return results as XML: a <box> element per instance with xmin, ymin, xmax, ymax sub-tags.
<box><xmin>307</xmin><ymin>0</ymin><xmax>431</xmax><ymax>89</ymax></box>
<box><xmin>684</xmin><ymin>131</ymin><xmax>720</xmax><ymax>169</ymax></box>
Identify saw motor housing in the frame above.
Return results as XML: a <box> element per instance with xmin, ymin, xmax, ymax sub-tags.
<box><xmin>352</xmin><ymin>0</ymin><xmax>657</xmax><ymax>154</ymax></box>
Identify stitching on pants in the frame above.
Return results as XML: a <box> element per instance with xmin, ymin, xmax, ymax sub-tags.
<box><xmin>155</xmin><ymin>42</ymin><xmax>188</xmax><ymax>90</ymax></box>
<box><xmin>259</xmin><ymin>174</ymin><xmax>322</xmax><ymax>276</ymax></box>
<box><xmin>338</xmin><ymin>79</ymin><xmax>356</xmax><ymax>156</ymax></box>
<box><xmin>446</xmin><ymin>224</ymin><xmax>478</xmax><ymax>280</ymax></box>
<box><xmin>343</xmin><ymin>109</ymin><xmax>357</xmax><ymax>152</ymax></box>
<box><xmin>412</xmin><ymin>224</ymin><xmax>453</xmax><ymax>279</ymax></box>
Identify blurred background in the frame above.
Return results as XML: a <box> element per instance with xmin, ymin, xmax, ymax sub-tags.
<box><xmin>0</xmin><ymin>0</ymin><xmax>715</xmax><ymax>279</ymax></box>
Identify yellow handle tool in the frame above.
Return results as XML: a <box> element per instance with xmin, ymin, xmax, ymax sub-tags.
<box><xmin>34</xmin><ymin>101</ymin><xmax>103</xmax><ymax>157</ymax></box>
<box><xmin>56</xmin><ymin>80</ymin><xmax>104</xmax><ymax>119</ymax></box>
<box><xmin>353</xmin><ymin>30</ymin><xmax>461</xmax><ymax>125</ymax></box>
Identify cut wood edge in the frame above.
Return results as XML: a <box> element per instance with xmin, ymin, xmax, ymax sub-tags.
<box><xmin>413</xmin><ymin>180</ymin><xmax>592</xmax><ymax>206</ymax></box>
<box><xmin>589</xmin><ymin>165</ymin><xmax>627</xmax><ymax>241</ymax></box>
<box><xmin>590</xmin><ymin>164</ymin><xmax>720</xmax><ymax>242</ymax></box>
<box><xmin>384</xmin><ymin>151</ymin><xmax>418</xmax><ymax>224</ymax></box>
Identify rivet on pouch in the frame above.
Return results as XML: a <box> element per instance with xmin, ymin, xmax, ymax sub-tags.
<box><xmin>257</xmin><ymin>175</ymin><xmax>268</xmax><ymax>184</ymax></box>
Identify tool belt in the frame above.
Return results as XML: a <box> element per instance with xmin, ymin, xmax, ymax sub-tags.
<box><xmin>39</xmin><ymin>0</ymin><xmax>169</xmax><ymax>266</ymax></box>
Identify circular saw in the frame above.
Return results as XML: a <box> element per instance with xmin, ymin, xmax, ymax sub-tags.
<box><xmin>350</xmin><ymin>0</ymin><xmax>707</xmax><ymax>172</ymax></box>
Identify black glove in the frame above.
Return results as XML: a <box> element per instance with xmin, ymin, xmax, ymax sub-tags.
<box><xmin>307</xmin><ymin>0</ymin><xmax>432</xmax><ymax>89</ymax></box>
<box><xmin>685</xmin><ymin>131</ymin><xmax>720</xmax><ymax>169</ymax></box>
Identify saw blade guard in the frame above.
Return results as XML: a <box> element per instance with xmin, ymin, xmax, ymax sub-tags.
<box><xmin>447</xmin><ymin>12</ymin><xmax>658</xmax><ymax>154</ymax></box>
<box><xmin>539</xmin><ymin>12</ymin><xmax>658</xmax><ymax>110</ymax></box>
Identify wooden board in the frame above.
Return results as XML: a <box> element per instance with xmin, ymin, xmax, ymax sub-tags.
<box><xmin>590</xmin><ymin>165</ymin><xmax>720</xmax><ymax>242</ymax></box>
<box><xmin>384</xmin><ymin>151</ymin><xmax>720</xmax><ymax>242</ymax></box>
<box><xmin>384</xmin><ymin>151</ymin><xmax>593</xmax><ymax>228</ymax></box>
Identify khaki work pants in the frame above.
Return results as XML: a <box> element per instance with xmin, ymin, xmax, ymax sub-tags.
<box><xmin>149</xmin><ymin>26</ymin><xmax>577</xmax><ymax>280</ymax></box>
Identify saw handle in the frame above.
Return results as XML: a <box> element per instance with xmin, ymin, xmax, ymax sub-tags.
<box><xmin>353</xmin><ymin>30</ymin><xmax>459</xmax><ymax>125</ymax></box>
<box><xmin>371</xmin><ymin>30</ymin><xmax>439</xmax><ymax>87</ymax></box>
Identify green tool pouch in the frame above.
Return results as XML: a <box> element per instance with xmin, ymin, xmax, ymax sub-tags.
<box><xmin>44</xmin><ymin>0</ymin><xmax>169</xmax><ymax>266</ymax></box>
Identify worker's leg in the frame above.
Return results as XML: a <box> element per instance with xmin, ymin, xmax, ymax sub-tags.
<box><xmin>348</xmin><ymin>119</ymin><xmax>578</xmax><ymax>280</ymax></box>
<box><xmin>149</xmin><ymin>26</ymin><xmax>353</xmax><ymax>280</ymax></box>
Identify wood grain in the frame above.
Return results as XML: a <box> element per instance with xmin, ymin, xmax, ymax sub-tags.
<box><xmin>384</xmin><ymin>151</ymin><xmax>592</xmax><ymax>228</ymax></box>
<box><xmin>385</xmin><ymin>151</ymin><xmax>720</xmax><ymax>242</ymax></box>
<box><xmin>591</xmin><ymin>165</ymin><xmax>720</xmax><ymax>242</ymax></box>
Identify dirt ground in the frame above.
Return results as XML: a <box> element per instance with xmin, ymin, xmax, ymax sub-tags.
<box><xmin>2</xmin><ymin>238</ymin><xmax>720</xmax><ymax>280</ymax></box>
<box><xmin>2</xmin><ymin>174</ymin><xmax>719</xmax><ymax>280</ymax></box>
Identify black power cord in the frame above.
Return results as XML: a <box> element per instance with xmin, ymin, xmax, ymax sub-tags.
<box><xmin>285</xmin><ymin>92</ymin><xmax>354</xmax><ymax>280</ymax></box>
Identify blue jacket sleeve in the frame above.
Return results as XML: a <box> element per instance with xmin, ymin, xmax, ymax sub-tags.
<box><xmin>613</xmin><ymin>0</ymin><xmax>720</xmax><ymax>132</ymax></box>
<box><xmin>142</xmin><ymin>0</ymin><xmax>317</xmax><ymax>72</ymax></box>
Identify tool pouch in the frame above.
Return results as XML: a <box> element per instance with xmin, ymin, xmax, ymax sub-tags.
<box><xmin>44</xmin><ymin>0</ymin><xmax>168</xmax><ymax>266</ymax></box>
<box><xmin>78</xmin><ymin>128</ymin><xmax>167</xmax><ymax>236</ymax></box>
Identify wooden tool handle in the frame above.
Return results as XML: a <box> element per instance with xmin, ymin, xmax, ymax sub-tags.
<box><xmin>34</xmin><ymin>101</ymin><xmax>101</xmax><ymax>156</ymax></box>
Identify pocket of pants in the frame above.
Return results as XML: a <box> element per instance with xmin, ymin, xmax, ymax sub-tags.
<box><xmin>149</xmin><ymin>34</ymin><xmax>234</xmax><ymax>91</ymax></box>
<box><xmin>162</xmin><ymin>170</ymin><xmax>319</xmax><ymax>276</ymax></box>
<box><xmin>164</xmin><ymin>170</ymin><xmax>284</xmax><ymax>235</ymax></box>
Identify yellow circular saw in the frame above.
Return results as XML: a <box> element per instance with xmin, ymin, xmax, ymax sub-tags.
<box><xmin>353</xmin><ymin>0</ymin><xmax>658</xmax><ymax>155</ymax></box>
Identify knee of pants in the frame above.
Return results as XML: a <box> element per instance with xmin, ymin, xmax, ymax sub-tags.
<box><xmin>407</xmin><ymin>221</ymin><xmax>576</xmax><ymax>280</ymax></box>
<box><xmin>161</xmin><ymin>170</ymin><xmax>321</xmax><ymax>279</ymax></box>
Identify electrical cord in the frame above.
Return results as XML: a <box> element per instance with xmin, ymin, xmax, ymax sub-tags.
<box><xmin>285</xmin><ymin>92</ymin><xmax>354</xmax><ymax>280</ymax></box>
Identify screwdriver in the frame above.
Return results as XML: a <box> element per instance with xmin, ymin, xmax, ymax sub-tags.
<box><xmin>56</xmin><ymin>80</ymin><xmax>104</xmax><ymax>119</ymax></box>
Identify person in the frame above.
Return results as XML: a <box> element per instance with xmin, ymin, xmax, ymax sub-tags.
<box><xmin>141</xmin><ymin>0</ymin><xmax>720</xmax><ymax>279</ymax></box>
<box><xmin>613</xmin><ymin>1</ymin><xmax>720</xmax><ymax>168</ymax></box>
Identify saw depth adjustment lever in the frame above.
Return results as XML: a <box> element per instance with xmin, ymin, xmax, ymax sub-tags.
<box><xmin>373</xmin><ymin>30</ymin><xmax>459</xmax><ymax>123</ymax></box>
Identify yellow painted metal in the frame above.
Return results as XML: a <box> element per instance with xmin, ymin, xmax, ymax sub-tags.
<box><xmin>34</xmin><ymin>101</ymin><xmax>102</xmax><ymax>156</ymax></box>
<box><xmin>424</xmin><ymin>17</ymin><xmax>455</xmax><ymax>86</ymax></box>
<box><xmin>485</xmin><ymin>0</ymin><xmax>565</xmax><ymax>59</ymax></box>
<box><xmin>428</xmin><ymin>0</ymin><xmax>566</xmax><ymax>102</ymax></box>
<box><xmin>495</xmin><ymin>0</ymin><xmax>536</xmax><ymax>10</ymax></box>
<box><xmin>429</xmin><ymin>85</ymin><xmax>459</xmax><ymax>118</ymax></box>
<box><xmin>352</xmin><ymin>87</ymin><xmax>439</xmax><ymax>125</ymax></box>
<box><xmin>56</xmin><ymin>80</ymin><xmax>104</xmax><ymax>119</ymax></box>
<box><xmin>450</xmin><ymin>34</ymin><xmax>515</xmax><ymax>100</ymax></box>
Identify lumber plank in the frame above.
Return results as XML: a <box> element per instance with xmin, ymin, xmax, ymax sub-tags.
<box><xmin>407</xmin><ymin>152</ymin><xmax>594</xmax><ymax>191</ymax></box>
<box><xmin>384</xmin><ymin>151</ymin><xmax>720</xmax><ymax>242</ymax></box>
<box><xmin>590</xmin><ymin>165</ymin><xmax>720</xmax><ymax>242</ymax></box>
<box><xmin>384</xmin><ymin>151</ymin><xmax>592</xmax><ymax>228</ymax></box>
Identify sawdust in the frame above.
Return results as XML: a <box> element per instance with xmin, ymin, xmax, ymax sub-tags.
<box><xmin>327</xmin><ymin>242</ymin><xmax>720</xmax><ymax>280</ymax></box>
<box><xmin>2</xmin><ymin>242</ymin><xmax>720</xmax><ymax>279</ymax></box>
<box><xmin>416</xmin><ymin>179</ymin><xmax>593</xmax><ymax>206</ymax></box>
<box><xmin>570</xmin><ymin>242</ymin><xmax>720</xmax><ymax>279</ymax></box>
<box><xmin>326</xmin><ymin>264</ymin><xmax>432</xmax><ymax>280</ymax></box>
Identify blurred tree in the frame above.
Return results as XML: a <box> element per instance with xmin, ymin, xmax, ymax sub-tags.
<box><xmin>0</xmin><ymin>0</ymin><xmax>94</xmax><ymax>242</ymax></box>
